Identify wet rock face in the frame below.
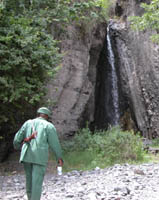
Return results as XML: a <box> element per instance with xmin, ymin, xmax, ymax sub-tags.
<box><xmin>110</xmin><ymin>0</ymin><xmax>159</xmax><ymax>138</ymax></box>
<box><xmin>115</xmin><ymin>27</ymin><xmax>159</xmax><ymax>138</ymax></box>
<box><xmin>47</xmin><ymin>24</ymin><xmax>106</xmax><ymax>137</ymax></box>
<box><xmin>1</xmin><ymin>163</ymin><xmax>159</xmax><ymax>200</ymax></box>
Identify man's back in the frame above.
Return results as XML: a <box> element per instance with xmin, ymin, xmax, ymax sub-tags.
<box><xmin>13</xmin><ymin>107</ymin><xmax>63</xmax><ymax>200</ymax></box>
<box><xmin>13</xmin><ymin>117</ymin><xmax>62</xmax><ymax>166</ymax></box>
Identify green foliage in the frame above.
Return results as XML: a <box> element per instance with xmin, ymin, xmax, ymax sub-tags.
<box><xmin>91</xmin><ymin>127</ymin><xmax>144</xmax><ymax>165</ymax></box>
<box><xmin>62</xmin><ymin>126</ymin><xmax>93</xmax><ymax>152</ymax></box>
<box><xmin>27</xmin><ymin>0</ymin><xmax>108</xmax><ymax>27</ymax></box>
<box><xmin>62</xmin><ymin>150</ymin><xmax>95</xmax><ymax>172</ymax></box>
<box><xmin>150</xmin><ymin>138</ymin><xmax>159</xmax><ymax>147</ymax></box>
<box><xmin>96</xmin><ymin>0</ymin><xmax>112</xmax><ymax>20</ymax></box>
<box><xmin>129</xmin><ymin>0</ymin><xmax>159</xmax><ymax>43</ymax></box>
<box><xmin>62</xmin><ymin>126</ymin><xmax>145</xmax><ymax>170</ymax></box>
<box><xmin>0</xmin><ymin>0</ymin><xmax>61</xmax><ymax>125</ymax></box>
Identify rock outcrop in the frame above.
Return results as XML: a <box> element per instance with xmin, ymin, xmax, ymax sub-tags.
<box><xmin>47</xmin><ymin>24</ymin><xmax>106</xmax><ymax>137</ymax></box>
<box><xmin>109</xmin><ymin>0</ymin><xmax>159</xmax><ymax>138</ymax></box>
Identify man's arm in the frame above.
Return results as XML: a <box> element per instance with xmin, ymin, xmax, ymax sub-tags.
<box><xmin>47</xmin><ymin>124</ymin><xmax>63</xmax><ymax>164</ymax></box>
<box><xmin>13</xmin><ymin>122</ymin><xmax>27</xmax><ymax>150</ymax></box>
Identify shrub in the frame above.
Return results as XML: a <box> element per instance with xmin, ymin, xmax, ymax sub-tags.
<box><xmin>62</xmin><ymin>126</ymin><xmax>92</xmax><ymax>152</ymax></box>
<box><xmin>62</xmin><ymin>126</ymin><xmax>145</xmax><ymax>168</ymax></box>
<box><xmin>91</xmin><ymin>127</ymin><xmax>144</xmax><ymax>165</ymax></box>
<box><xmin>150</xmin><ymin>138</ymin><xmax>159</xmax><ymax>147</ymax></box>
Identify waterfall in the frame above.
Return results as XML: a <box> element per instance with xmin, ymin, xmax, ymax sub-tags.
<box><xmin>107</xmin><ymin>25</ymin><xmax>120</xmax><ymax>125</ymax></box>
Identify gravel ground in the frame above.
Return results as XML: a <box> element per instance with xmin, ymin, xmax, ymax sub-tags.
<box><xmin>1</xmin><ymin>159</ymin><xmax>159</xmax><ymax>200</ymax></box>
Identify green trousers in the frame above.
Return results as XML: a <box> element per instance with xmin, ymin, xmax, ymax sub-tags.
<box><xmin>23</xmin><ymin>162</ymin><xmax>46</xmax><ymax>200</ymax></box>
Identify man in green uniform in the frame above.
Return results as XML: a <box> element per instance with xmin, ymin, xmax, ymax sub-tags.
<box><xmin>13</xmin><ymin>107</ymin><xmax>63</xmax><ymax>200</ymax></box>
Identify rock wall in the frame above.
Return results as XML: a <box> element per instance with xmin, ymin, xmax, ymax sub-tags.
<box><xmin>110</xmin><ymin>0</ymin><xmax>159</xmax><ymax>138</ymax></box>
<box><xmin>47</xmin><ymin>24</ymin><xmax>106</xmax><ymax>137</ymax></box>
<box><xmin>48</xmin><ymin>0</ymin><xmax>159</xmax><ymax>139</ymax></box>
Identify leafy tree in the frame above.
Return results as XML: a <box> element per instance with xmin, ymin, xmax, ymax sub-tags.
<box><xmin>0</xmin><ymin>0</ymin><xmax>61</xmax><ymax>126</ymax></box>
<box><xmin>129</xmin><ymin>0</ymin><xmax>159</xmax><ymax>43</ymax></box>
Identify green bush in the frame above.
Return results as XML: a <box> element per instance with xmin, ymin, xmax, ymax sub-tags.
<box><xmin>62</xmin><ymin>126</ymin><xmax>145</xmax><ymax>169</ymax></box>
<box><xmin>150</xmin><ymin>138</ymin><xmax>159</xmax><ymax>147</ymax></box>
<box><xmin>0</xmin><ymin>0</ymin><xmax>61</xmax><ymax>127</ymax></box>
<box><xmin>91</xmin><ymin>127</ymin><xmax>144</xmax><ymax>165</ymax></box>
<box><xmin>62</xmin><ymin>126</ymin><xmax>93</xmax><ymax>152</ymax></box>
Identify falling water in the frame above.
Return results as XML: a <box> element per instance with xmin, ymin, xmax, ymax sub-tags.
<box><xmin>107</xmin><ymin>25</ymin><xmax>120</xmax><ymax>125</ymax></box>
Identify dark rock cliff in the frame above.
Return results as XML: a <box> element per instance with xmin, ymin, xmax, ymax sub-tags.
<box><xmin>49</xmin><ymin>0</ymin><xmax>159</xmax><ymax>139</ymax></box>
<box><xmin>47</xmin><ymin>23</ymin><xmax>106</xmax><ymax>137</ymax></box>
<box><xmin>110</xmin><ymin>0</ymin><xmax>159</xmax><ymax>138</ymax></box>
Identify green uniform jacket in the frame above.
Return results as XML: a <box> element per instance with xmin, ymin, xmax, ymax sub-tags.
<box><xmin>13</xmin><ymin>117</ymin><xmax>62</xmax><ymax>166</ymax></box>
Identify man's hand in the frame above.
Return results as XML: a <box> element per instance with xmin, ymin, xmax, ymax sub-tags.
<box><xmin>30</xmin><ymin>131</ymin><xmax>37</xmax><ymax>139</ymax></box>
<box><xmin>58</xmin><ymin>159</ymin><xmax>64</xmax><ymax>166</ymax></box>
<box><xmin>23</xmin><ymin>137</ymin><xmax>30</xmax><ymax>143</ymax></box>
<box><xmin>23</xmin><ymin>131</ymin><xmax>37</xmax><ymax>143</ymax></box>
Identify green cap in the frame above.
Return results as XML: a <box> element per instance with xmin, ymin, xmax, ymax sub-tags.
<box><xmin>37</xmin><ymin>107</ymin><xmax>51</xmax><ymax>117</ymax></box>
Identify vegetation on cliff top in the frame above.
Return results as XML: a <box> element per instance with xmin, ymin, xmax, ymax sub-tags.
<box><xmin>129</xmin><ymin>0</ymin><xmax>159</xmax><ymax>43</ymax></box>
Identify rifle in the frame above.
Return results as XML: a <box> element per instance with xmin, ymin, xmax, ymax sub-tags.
<box><xmin>23</xmin><ymin>121</ymin><xmax>37</xmax><ymax>144</ymax></box>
